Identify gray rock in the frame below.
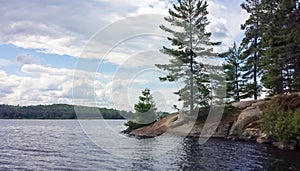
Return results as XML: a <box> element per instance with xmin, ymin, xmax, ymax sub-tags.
<box><xmin>229</xmin><ymin>106</ymin><xmax>263</xmax><ymax>136</ymax></box>
<box><xmin>273</xmin><ymin>141</ymin><xmax>298</xmax><ymax>150</ymax></box>
<box><xmin>251</xmin><ymin>100</ymin><xmax>265</xmax><ymax>108</ymax></box>
<box><xmin>256</xmin><ymin>134</ymin><xmax>275</xmax><ymax>144</ymax></box>
<box><xmin>232</xmin><ymin>101</ymin><xmax>254</xmax><ymax>110</ymax></box>
<box><xmin>241</xmin><ymin>128</ymin><xmax>261</xmax><ymax>141</ymax></box>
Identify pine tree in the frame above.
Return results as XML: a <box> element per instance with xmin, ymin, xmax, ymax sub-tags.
<box><xmin>287</xmin><ymin>0</ymin><xmax>300</xmax><ymax>92</ymax></box>
<box><xmin>221</xmin><ymin>43</ymin><xmax>245</xmax><ymax>102</ymax></box>
<box><xmin>156</xmin><ymin>0</ymin><xmax>220</xmax><ymax>114</ymax></box>
<box><xmin>240</xmin><ymin>0</ymin><xmax>264</xmax><ymax>100</ymax></box>
<box><xmin>261</xmin><ymin>0</ymin><xmax>287</xmax><ymax>94</ymax></box>
<box><xmin>261</xmin><ymin>0</ymin><xmax>300</xmax><ymax>94</ymax></box>
<box><xmin>134</xmin><ymin>89</ymin><xmax>157</xmax><ymax>124</ymax></box>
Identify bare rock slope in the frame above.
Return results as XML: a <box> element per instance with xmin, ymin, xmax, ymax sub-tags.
<box><xmin>128</xmin><ymin>100</ymin><xmax>268</xmax><ymax>139</ymax></box>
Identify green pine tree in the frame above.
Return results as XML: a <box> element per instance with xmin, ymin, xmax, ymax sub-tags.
<box><xmin>221</xmin><ymin>43</ymin><xmax>245</xmax><ymax>102</ymax></box>
<box><xmin>291</xmin><ymin>1</ymin><xmax>300</xmax><ymax>91</ymax></box>
<box><xmin>134</xmin><ymin>88</ymin><xmax>157</xmax><ymax>124</ymax></box>
<box><xmin>156</xmin><ymin>0</ymin><xmax>220</xmax><ymax>114</ymax></box>
<box><xmin>261</xmin><ymin>0</ymin><xmax>300</xmax><ymax>94</ymax></box>
<box><xmin>124</xmin><ymin>89</ymin><xmax>157</xmax><ymax>131</ymax></box>
<box><xmin>240</xmin><ymin>0</ymin><xmax>265</xmax><ymax>100</ymax></box>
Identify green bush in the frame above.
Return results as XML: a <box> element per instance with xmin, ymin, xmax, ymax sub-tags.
<box><xmin>124</xmin><ymin>120</ymin><xmax>145</xmax><ymax>131</ymax></box>
<box><xmin>292</xmin><ymin>109</ymin><xmax>300</xmax><ymax>138</ymax></box>
<box><xmin>124</xmin><ymin>120</ymin><xmax>155</xmax><ymax>132</ymax></box>
<box><xmin>262</xmin><ymin>103</ymin><xmax>300</xmax><ymax>142</ymax></box>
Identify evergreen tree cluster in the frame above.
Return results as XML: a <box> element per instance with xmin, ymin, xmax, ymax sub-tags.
<box><xmin>240</xmin><ymin>0</ymin><xmax>300</xmax><ymax>97</ymax></box>
<box><xmin>222</xmin><ymin>0</ymin><xmax>300</xmax><ymax>102</ymax></box>
<box><xmin>260</xmin><ymin>0</ymin><xmax>300</xmax><ymax>94</ymax></box>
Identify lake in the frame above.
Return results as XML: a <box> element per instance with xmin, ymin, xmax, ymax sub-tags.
<box><xmin>0</xmin><ymin>120</ymin><xmax>299</xmax><ymax>170</ymax></box>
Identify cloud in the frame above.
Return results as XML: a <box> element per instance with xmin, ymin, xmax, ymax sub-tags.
<box><xmin>0</xmin><ymin>0</ymin><xmax>246</xmax><ymax>59</ymax></box>
<box><xmin>0</xmin><ymin>62</ymin><xmax>181</xmax><ymax>112</ymax></box>
<box><xmin>16</xmin><ymin>54</ymin><xmax>36</xmax><ymax>64</ymax></box>
<box><xmin>0</xmin><ymin>70</ymin><xmax>20</xmax><ymax>98</ymax></box>
<box><xmin>0</xmin><ymin>64</ymin><xmax>175</xmax><ymax>111</ymax></box>
<box><xmin>207</xmin><ymin>0</ymin><xmax>247</xmax><ymax>52</ymax></box>
<box><xmin>0</xmin><ymin>0</ymin><xmax>171</xmax><ymax>57</ymax></box>
<box><xmin>0</xmin><ymin>64</ymin><xmax>105</xmax><ymax>106</ymax></box>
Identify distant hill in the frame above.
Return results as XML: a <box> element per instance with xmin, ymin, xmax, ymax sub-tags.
<box><xmin>0</xmin><ymin>104</ymin><xmax>133</xmax><ymax>119</ymax></box>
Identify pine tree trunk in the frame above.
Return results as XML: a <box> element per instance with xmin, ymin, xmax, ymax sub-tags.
<box><xmin>189</xmin><ymin>0</ymin><xmax>194</xmax><ymax>115</ymax></box>
<box><xmin>254</xmin><ymin>51</ymin><xmax>258</xmax><ymax>100</ymax></box>
<box><xmin>190</xmin><ymin>49</ymin><xmax>194</xmax><ymax>114</ymax></box>
<box><xmin>254</xmin><ymin>35</ymin><xmax>258</xmax><ymax>100</ymax></box>
<box><xmin>235</xmin><ymin>68</ymin><xmax>240</xmax><ymax>102</ymax></box>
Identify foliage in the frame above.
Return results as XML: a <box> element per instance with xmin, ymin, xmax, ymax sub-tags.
<box><xmin>124</xmin><ymin>89</ymin><xmax>157</xmax><ymax>130</ymax></box>
<box><xmin>134</xmin><ymin>88</ymin><xmax>157</xmax><ymax>124</ymax></box>
<box><xmin>156</xmin><ymin>0</ymin><xmax>220</xmax><ymax>113</ymax></box>
<box><xmin>240</xmin><ymin>0</ymin><xmax>265</xmax><ymax>100</ymax></box>
<box><xmin>261</xmin><ymin>0</ymin><xmax>300</xmax><ymax>94</ymax></box>
<box><xmin>124</xmin><ymin>120</ymin><xmax>148</xmax><ymax>131</ymax></box>
<box><xmin>239</xmin><ymin>0</ymin><xmax>300</xmax><ymax>99</ymax></box>
<box><xmin>220</xmin><ymin>43</ymin><xmax>247</xmax><ymax>102</ymax></box>
<box><xmin>262</xmin><ymin>95</ymin><xmax>300</xmax><ymax>142</ymax></box>
<box><xmin>0</xmin><ymin>104</ymin><xmax>130</xmax><ymax>119</ymax></box>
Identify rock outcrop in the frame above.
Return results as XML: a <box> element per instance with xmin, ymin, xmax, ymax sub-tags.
<box><xmin>124</xmin><ymin>97</ymin><xmax>299</xmax><ymax>151</ymax></box>
<box><xmin>129</xmin><ymin>113</ymin><xmax>178</xmax><ymax>137</ymax></box>
<box><xmin>229</xmin><ymin>103</ymin><xmax>263</xmax><ymax>137</ymax></box>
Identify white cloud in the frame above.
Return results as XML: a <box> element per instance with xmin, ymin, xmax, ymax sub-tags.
<box><xmin>0</xmin><ymin>64</ymin><xmax>180</xmax><ymax>111</ymax></box>
<box><xmin>0</xmin><ymin>0</ymin><xmax>246</xmax><ymax>59</ymax></box>
<box><xmin>206</xmin><ymin>0</ymin><xmax>248</xmax><ymax>52</ymax></box>
<box><xmin>0</xmin><ymin>0</ymin><xmax>171</xmax><ymax>58</ymax></box>
<box><xmin>0</xmin><ymin>64</ymin><xmax>107</xmax><ymax>106</ymax></box>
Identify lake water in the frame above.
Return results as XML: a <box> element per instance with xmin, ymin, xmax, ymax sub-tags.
<box><xmin>0</xmin><ymin>120</ymin><xmax>299</xmax><ymax>171</ymax></box>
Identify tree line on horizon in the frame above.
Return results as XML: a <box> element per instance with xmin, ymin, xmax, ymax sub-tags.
<box><xmin>0</xmin><ymin>104</ymin><xmax>132</xmax><ymax>119</ymax></box>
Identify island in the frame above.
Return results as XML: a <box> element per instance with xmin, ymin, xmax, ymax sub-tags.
<box><xmin>124</xmin><ymin>93</ymin><xmax>300</xmax><ymax>151</ymax></box>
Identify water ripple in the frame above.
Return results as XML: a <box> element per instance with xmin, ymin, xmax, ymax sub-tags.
<box><xmin>0</xmin><ymin>120</ymin><xmax>299</xmax><ymax>170</ymax></box>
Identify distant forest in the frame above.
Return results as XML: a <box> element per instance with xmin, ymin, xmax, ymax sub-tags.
<box><xmin>0</xmin><ymin>104</ymin><xmax>133</xmax><ymax>119</ymax></box>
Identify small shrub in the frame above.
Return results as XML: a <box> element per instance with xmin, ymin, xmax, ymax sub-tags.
<box><xmin>273</xmin><ymin>114</ymin><xmax>294</xmax><ymax>142</ymax></box>
<box><xmin>292</xmin><ymin>109</ymin><xmax>300</xmax><ymax>138</ymax></box>
<box><xmin>262</xmin><ymin>99</ymin><xmax>300</xmax><ymax>142</ymax></box>
<box><xmin>124</xmin><ymin>120</ymin><xmax>155</xmax><ymax>132</ymax></box>
<box><xmin>124</xmin><ymin>120</ymin><xmax>145</xmax><ymax>131</ymax></box>
<box><xmin>261</xmin><ymin>103</ymin><xmax>280</xmax><ymax>134</ymax></box>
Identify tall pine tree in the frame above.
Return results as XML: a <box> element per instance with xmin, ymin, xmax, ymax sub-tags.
<box><xmin>240</xmin><ymin>0</ymin><xmax>264</xmax><ymax>100</ymax></box>
<box><xmin>156</xmin><ymin>0</ymin><xmax>220</xmax><ymax>114</ymax></box>
<box><xmin>261</xmin><ymin>0</ymin><xmax>300</xmax><ymax>94</ymax></box>
<box><xmin>291</xmin><ymin>1</ymin><xmax>300</xmax><ymax>91</ymax></box>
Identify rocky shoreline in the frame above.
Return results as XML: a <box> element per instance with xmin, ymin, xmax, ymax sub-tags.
<box><xmin>124</xmin><ymin>98</ymin><xmax>300</xmax><ymax>151</ymax></box>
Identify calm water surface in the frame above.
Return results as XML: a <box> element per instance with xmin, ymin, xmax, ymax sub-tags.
<box><xmin>0</xmin><ymin>120</ymin><xmax>299</xmax><ymax>171</ymax></box>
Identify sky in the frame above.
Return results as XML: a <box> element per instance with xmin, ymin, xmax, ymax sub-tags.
<box><xmin>0</xmin><ymin>0</ymin><xmax>248</xmax><ymax>112</ymax></box>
